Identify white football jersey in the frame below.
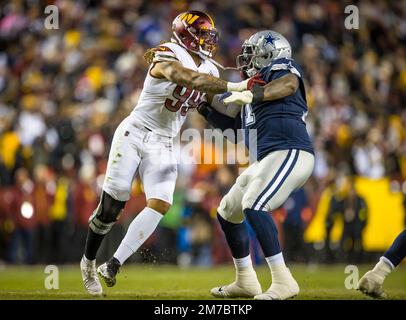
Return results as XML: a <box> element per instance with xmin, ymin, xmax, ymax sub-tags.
<box><xmin>129</xmin><ymin>42</ymin><xmax>219</xmax><ymax>138</ymax></box>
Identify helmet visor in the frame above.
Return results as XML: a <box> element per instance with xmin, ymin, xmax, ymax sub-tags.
<box><xmin>197</xmin><ymin>28</ymin><xmax>219</xmax><ymax>57</ymax></box>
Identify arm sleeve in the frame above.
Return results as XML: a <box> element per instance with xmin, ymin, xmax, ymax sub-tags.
<box><xmin>199</xmin><ymin>104</ymin><xmax>242</xmax><ymax>143</ymax></box>
<box><xmin>206</xmin><ymin>107</ymin><xmax>241</xmax><ymax>132</ymax></box>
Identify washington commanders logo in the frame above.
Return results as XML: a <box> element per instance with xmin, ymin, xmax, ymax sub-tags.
<box><xmin>179</xmin><ymin>13</ymin><xmax>200</xmax><ymax>24</ymax></box>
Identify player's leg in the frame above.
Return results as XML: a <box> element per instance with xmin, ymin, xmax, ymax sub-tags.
<box><xmin>358</xmin><ymin>228</ymin><xmax>406</xmax><ymax>298</ymax></box>
<box><xmin>241</xmin><ymin>149</ymin><xmax>314</xmax><ymax>300</ymax></box>
<box><xmin>211</xmin><ymin>164</ymin><xmax>262</xmax><ymax>298</ymax></box>
<box><xmin>81</xmin><ymin>118</ymin><xmax>140</xmax><ymax>295</ymax></box>
<box><xmin>97</xmin><ymin>139</ymin><xmax>177</xmax><ymax>286</ymax></box>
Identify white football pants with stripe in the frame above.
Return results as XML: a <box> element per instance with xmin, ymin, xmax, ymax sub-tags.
<box><xmin>218</xmin><ymin>149</ymin><xmax>314</xmax><ymax>223</ymax></box>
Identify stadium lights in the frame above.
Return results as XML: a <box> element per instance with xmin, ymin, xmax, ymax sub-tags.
<box><xmin>21</xmin><ymin>201</ymin><xmax>34</xmax><ymax>219</ymax></box>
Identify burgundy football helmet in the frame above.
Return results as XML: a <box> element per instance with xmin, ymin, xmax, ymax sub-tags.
<box><xmin>172</xmin><ymin>10</ymin><xmax>219</xmax><ymax>58</ymax></box>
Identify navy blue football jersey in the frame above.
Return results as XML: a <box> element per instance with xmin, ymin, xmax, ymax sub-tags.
<box><xmin>242</xmin><ymin>57</ymin><xmax>314</xmax><ymax>160</ymax></box>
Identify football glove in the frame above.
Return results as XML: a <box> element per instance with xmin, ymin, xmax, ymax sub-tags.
<box><xmin>220</xmin><ymin>91</ymin><xmax>253</xmax><ymax>105</ymax></box>
<box><xmin>226</xmin><ymin>74</ymin><xmax>265</xmax><ymax>92</ymax></box>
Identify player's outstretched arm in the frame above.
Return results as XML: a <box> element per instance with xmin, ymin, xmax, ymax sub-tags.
<box><xmin>259</xmin><ymin>73</ymin><xmax>299</xmax><ymax>101</ymax></box>
<box><xmin>197</xmin><ymin>101</ymin><xmax>242</xmax><ymax>143</ymax></box>
<box><xmin>150</xmin><ymin>60</ymin><xmax>264</xmax><ymax>94</ymax></box>
<box><xmin>220</xmin><ymin>73</ymin><xmax>299</xmax><ymax>105</ymax></box>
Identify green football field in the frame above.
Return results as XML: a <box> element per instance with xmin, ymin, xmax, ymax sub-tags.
<box><xmin>0</xmin><ymin>264</ymin><xmax>405</xmax><ymax>300</ymax></box>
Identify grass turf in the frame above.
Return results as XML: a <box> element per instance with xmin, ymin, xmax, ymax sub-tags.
<box><xmin>0</xmin><ymin>263</ymin><xmax>405</xmax><ymax>300</ymax></box>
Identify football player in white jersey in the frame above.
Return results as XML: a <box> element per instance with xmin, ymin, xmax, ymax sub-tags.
<box><xmin>80</xmin><ymin>10</ymin><xmax>264</xmax><ymax>296</ymax></box>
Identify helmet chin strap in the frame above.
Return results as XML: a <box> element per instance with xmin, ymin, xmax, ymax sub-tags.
<box><xmin>194</xmin><ymin>46</ymin><xmax>239</xmax><ymax>71</ymax></box>
<box><xmin>207</xmin><ymin>57</ymin><xmax>238</xmax><ymax>71</ymax></box>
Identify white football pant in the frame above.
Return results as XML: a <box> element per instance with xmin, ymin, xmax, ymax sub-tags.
<box><xmin>102</xmin><ymin>116</ymin><xmax>177</xmax><ymax>204</ymax></box>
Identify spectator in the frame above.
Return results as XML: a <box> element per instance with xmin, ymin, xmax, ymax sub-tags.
<box><xmin>71</xmin><ymin>165</ymin><xmax>98</xmax><ymax>261</ymax></box>
<box><xmin>32</xmin><ymin>165</ymin><xmax>52</xmax><ymax>263</ymax></box>
<box><xmin>48</xmin><ymin>173</ymin><xmax>71</xmax><ymax>263</ymax></box>
<box><xmin>6</xmin><ymin>168</ymin><xmax>35</xmax><ymax>264</ymax></box>
<box><xmin>326</xmin><ymin>177</ymin><xmax>368</xmax><ymax>263</ymax></box>
<box><xmin>282</xmin><ymin>188</ymin><xmax>311</xmax><ymax>263</ymax></box>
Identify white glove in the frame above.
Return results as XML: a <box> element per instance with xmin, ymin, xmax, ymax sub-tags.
<box><xmin>226</xmin><ymin>74</ymin><xmax>265</xmax><ymax>92</ymax></box>
<box><xmin>220</xmin><ymin>91</ymin><xmax>253</xmax><ymax>105</ymax></box>
<box><xmin>226</xmin><ymin>79</ymin><xmax>251</xmax><ymax>92</ymax></box>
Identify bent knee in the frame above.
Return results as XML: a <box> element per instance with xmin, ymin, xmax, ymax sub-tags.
<box><xmin>89</xmin><ymin>192</ymin><xmax>126</xmax><ymax>235</ymax></box>
<box><xmin>218</xmin><ymin>196</ymin><xmax>244</xmax><ymax>224</ymax></box>
<box><xmin>147</xmin><ymin>198</ymin><xmax>171</xmax><ymax>215</ymax></box>
<box><xmin>102</xmin><ymin>184</ymin><xmax>131</xmax><ymax>202</ymax></box>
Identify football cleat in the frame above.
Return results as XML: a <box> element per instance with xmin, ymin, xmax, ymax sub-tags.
<box><xmin>211</xmin><ymin>270</ymin><xmax>262</xmax><ymax>299</ymax></box>
<box><xmin>357</xmin><ymin>270</ymin><xmax>387</xmax><ymax>299</ymax></box>
<box><xmin>211</xmin><ymin>281</ymin><xmax>262</xmax><ymax>298</ymax></box>
<box><xmin>255</xmin><ymin>268</ymin><xmax>299</xmax><ymax>300</ymax></box>
<box><xmin>97</xmin><ymin>257</ymin><xmax>121</xmax><ymax>287</ymax></box>
<box><xmin>80</xmin><ymin>257</ymin><xmax>103</xmax><ymax>296</ymax></box>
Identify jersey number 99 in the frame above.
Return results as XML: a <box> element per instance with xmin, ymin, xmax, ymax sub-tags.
<box><xmin>165</xmin><ymin>85</ymin><xmax>201</xmax><ymax>116</ymax></box>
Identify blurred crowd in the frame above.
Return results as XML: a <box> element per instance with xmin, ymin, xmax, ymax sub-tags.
<box><xmin>0</xmin><ymin>0</ymin><xmax>406</xmax><ymax>265</ymax></box>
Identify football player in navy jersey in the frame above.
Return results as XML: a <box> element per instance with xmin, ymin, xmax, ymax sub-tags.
<box><xmin>198</xmin><ymin>30</ymin><xmax>314</xmax><ymax>300</ymax></box>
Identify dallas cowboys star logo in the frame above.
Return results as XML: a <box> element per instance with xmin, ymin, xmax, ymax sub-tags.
<box><xmin>264</xmin><ymin>33</ymin><xmax>279</xmax><ymax>46</ymax></box>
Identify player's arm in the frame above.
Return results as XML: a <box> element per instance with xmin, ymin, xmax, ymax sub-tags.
<box><xmin>220</xmin><ymin>73</ymin><xmax>298</xmax><ymax>105</ymax></box>
<box><xmin>256</xmin><ymin>73</ymin><xmax>299</xmax><ymax>102</ymax></box>
<box><xmin>205</xmin><ymin>93</ymin><xmax>241</xmax><ymax>118</ymax></box>
<box><xmin>197</xmin><ymin>100</ymin><xmax>242</xmax><ymax>140</ymax></box>
<box><xmin>150</xmin><ymin>60</ymin><xmax>264</xmax><ymax>94</ymax></box>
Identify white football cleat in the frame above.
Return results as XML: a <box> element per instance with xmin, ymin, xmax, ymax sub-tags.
<box><xmin>80</xmin><ymin>257</ymin><xmax>103</xmax><ymax>296</ymax></box>
<box><xmin>357</xmin><ymin>270</ymin><xmax>387</xmax><ymax>299</ymax></box>
<box><xmin>211</xmin><ymin>281</ymin><xmax>262</xmax><ymax>298</ymax></box>
<box><xmin>211</xmin><ymin>267</ymin><xmax>262</xmax><ymax>299</ymax></box>
<box><xmin>255</xmin><ymin>268</ymin><xmax>299</xmax><ymax>300</ymax></box>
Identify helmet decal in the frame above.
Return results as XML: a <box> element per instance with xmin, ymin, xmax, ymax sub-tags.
<box><xmin>179</xmin><ymin>13</ymin><xmax>200</xmax><ymax>25</ymax></box>
<box><xmin>264</xmin><ymin>33</ymin><xmax>279</xmax><ymax>47</ymax></box>
<box><xmin>172</xmin><ymin>10</ymin><xmax>218</xmax><ymax>59</ymax></box>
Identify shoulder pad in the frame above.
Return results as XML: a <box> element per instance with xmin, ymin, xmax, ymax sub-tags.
<box><xmin>269</xmin><ymin>58</ymin><xmax>301</xmax><ymax>77</ymax></box>
<box><xmin>152</xmin><ymin>45</ymin><xmax>179</xmax><ymax>63</ymax></box>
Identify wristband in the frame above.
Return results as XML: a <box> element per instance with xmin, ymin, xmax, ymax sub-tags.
<box><xmin>252</xmin><ymin>84</ymin><xmax>265</xmax><ymax>103</ymax></box>
<box><xmin>197</xmin><ymin>101</ymin><xmax>212</xmax><ymax>118</ymax></box>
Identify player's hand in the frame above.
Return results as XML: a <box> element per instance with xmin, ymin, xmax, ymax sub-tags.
<box><xmin>246</xmin><ymin>74</ymin><xmax>266</xmax><ymax>90</ymax></box>
<box><xmin>220</xmin><ymin>91</ymin><xmax>253</xmax><ymax>105</ymax></box>
<box><xmin>226</xmin><ymin>74</ymin><xmax>266</xmax><ymax>92</ymax></box>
